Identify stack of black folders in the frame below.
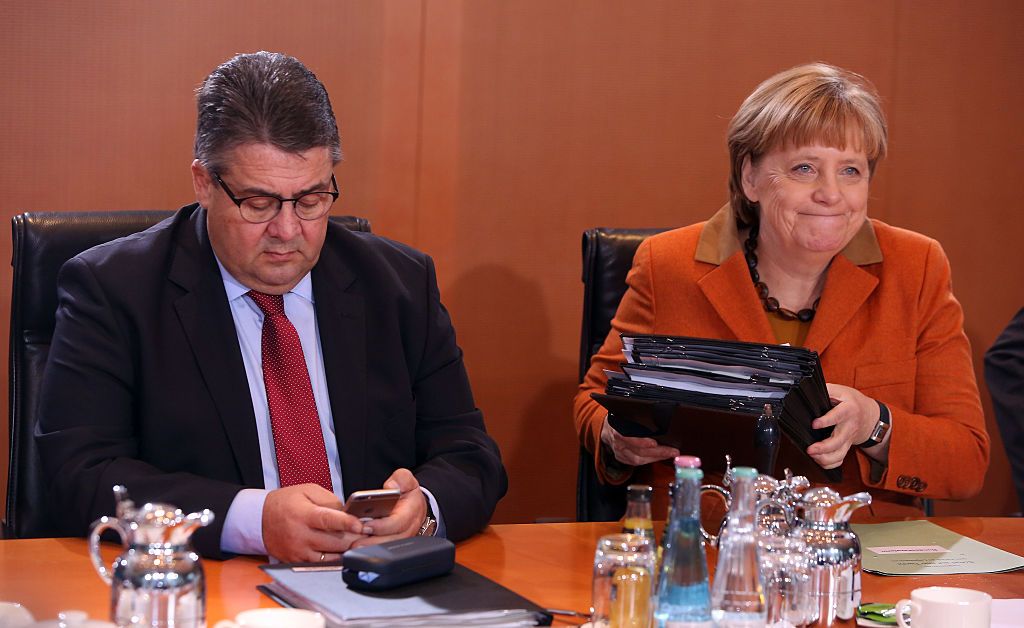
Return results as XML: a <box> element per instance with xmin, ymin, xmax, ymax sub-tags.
<box><xmin>592</xmin><ymin>334</ymin><xmax>841</xmax><ymax>482</ymax></box>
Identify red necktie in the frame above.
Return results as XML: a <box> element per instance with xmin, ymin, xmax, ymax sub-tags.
<box><xmin>248</xmin><ymin>291</ymin><xmax>333</xmax><ymax>492</ymax></box>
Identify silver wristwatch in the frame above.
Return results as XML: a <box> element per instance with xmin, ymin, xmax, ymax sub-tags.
<box><xmin>417</xmin><ymin>501</ymin><xmax>438</xmax><ymax>536</ymax></box>
<box><xmin>855</xmin><ymin>400</ymin><xmax>891</xmax><ymax>448</ymax></box>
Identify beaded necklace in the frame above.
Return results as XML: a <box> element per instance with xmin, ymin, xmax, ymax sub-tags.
<box><xmin>743</xmin><ymin>227</ymin><xmax>819</xmax><ymax>322</ymax></box>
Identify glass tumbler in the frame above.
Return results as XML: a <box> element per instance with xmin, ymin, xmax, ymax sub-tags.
<box><xmin>757</xmin><ymin>533</ymin><xmax>813</xmax><ymax>627</ymax></box>
<box><xmin>591</xmin><ymin>533</ymin><xmax>656</xmax><ymax>628</ymax></box>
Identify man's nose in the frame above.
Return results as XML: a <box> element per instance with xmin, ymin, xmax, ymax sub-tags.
<box><xmin>266</xmin><ymin>202</ymin><xmax>303</xmax><ymax>239</ymax></box>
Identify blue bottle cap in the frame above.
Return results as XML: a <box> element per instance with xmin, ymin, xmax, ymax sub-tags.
<box><xmin>678</xmin><ymin>467</ymin><xmax>704</xmax><ymax>480</ymax></box>
<box><xmin>732</xmin><ymin>466</ymin><xmax>757</xmax><ymax>479</ymax></box>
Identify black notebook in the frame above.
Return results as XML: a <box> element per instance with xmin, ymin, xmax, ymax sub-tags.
<box><xmin>259</xmin><ymin>562</ymin><xmax>552</xmax><ymax>627</ymax></box>
<box><xmin>594</xmin><ymin>334</ymin><xmax>840</xmax><ymax>482</ymax></box>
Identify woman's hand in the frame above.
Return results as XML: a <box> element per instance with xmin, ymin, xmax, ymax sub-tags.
<box><xmin>600</xmin><ymin>415</ymin><xmax>680</xmax><ymax>467</ymax></box>
<box><xmin>806</xmin><ymin>383</ymin><xmax>884</xmax><ymax>469</ymax></box>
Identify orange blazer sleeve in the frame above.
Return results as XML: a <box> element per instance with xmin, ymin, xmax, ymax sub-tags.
<box><xmin>857</xmin><ymin>238</ymin><xmax>989</xmax><ymax>500</ymax></box>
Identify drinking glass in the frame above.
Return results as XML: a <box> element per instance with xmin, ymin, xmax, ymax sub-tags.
<box><xmin>758</xmin><ymin>532</ymin><xmax>812</xmax><ymax>627</ymax></box>
<box><xmin>591</xmin><ymin>533</ymin><xmax>656</xmax><ymax>628</ymax></box>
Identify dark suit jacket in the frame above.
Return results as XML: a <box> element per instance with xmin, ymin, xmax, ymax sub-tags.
<box><xmin>985</xmin><ymin>307</ymin><xmax>1024</xmax><ymax>512</ymax></box>
<box><xmin>36</xmin><ymin>204</ymin><xmax>507</xmax><ymax>557</ymax></box>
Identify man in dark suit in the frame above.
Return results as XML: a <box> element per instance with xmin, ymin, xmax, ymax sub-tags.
<box><xmin>986</xmin><ymin>307</ymin><xmax>1024</xmax><ymax>514</ymax></box>
<box><xmin>36</xmin><ymin>51</ymin><xmax>507</xmax><ymax>561</ymax></box>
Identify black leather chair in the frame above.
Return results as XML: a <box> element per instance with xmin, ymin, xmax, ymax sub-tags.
<box><xmin>5</xmin><ymin>210</ymin><xmax>371</xmax><ymax>539</ymax></box>
<box><xmin>576</xmin><ymin>227</ymin><xmax>668</xmax><ymax>522</ymax></box>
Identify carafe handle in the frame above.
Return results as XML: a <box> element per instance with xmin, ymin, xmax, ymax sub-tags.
<box><xmin>89</xmin><ymin>515</ymin><xmax>128</xmax><ymax>585</ymax></box>
<box><xmin>698</xmin><ymin>483</ymin><xmax>730</xmax><ymax>546</ymax></box>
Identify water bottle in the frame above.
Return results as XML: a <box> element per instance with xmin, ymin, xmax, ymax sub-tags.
<box><xmin>655</xmin><ymin>456</ymin><xmax>712</xmax><ymax>628</ymax></box>
<box><xmin>623</xmin><ymin>484</ymin><xmax>656</xmax><ymax>540</ymax></box>
<box><xmin>710</xmin><ymin>466</ymin><xmax>766</xmax><ymax>627</ymax></box>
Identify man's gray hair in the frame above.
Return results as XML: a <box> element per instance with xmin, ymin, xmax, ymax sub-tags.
<box><xmin>194</xmin><ymin>51</ymin><xmax>342</xmax><ymax>174</ymax></box>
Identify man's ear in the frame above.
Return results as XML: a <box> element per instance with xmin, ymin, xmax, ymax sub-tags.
<box><xmin>740</xmin><ymin>155</ymin><xmax>759</xmax><ymax>203</ymax></box>
<box><xmin>191</xmin><ymin>159</ymin><xmax>214</xmax><ymax>207</ymax></box>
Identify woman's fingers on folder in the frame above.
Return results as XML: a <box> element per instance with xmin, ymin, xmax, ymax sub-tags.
<box><xmin>263</xmin><ymin>484</ymin><xmax>367</xmax><ymax>563</ymax></box>
<box><xmin>807</xmin><ymin>384</ymin><xmax>879</xmax><ymax>468</ymax></box>
<box><xmin>600</xmin><ymin>418</ymin><xmax>680</xmax><ymax>466</ymax></box>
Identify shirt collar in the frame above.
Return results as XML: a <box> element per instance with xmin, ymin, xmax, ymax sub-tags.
<box><xmin>694</xmin><ymin>203</ymin><xmax>883</xmax><ymax>266</ymax></box>
<box><xmin>213</xmin><ymin>254</ymin><xmax>314</xmax><ymax>304</ymax></box>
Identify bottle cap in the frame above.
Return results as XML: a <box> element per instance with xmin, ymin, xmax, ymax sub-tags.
<box><xmin>678</xmin><ymin>467</ymin><xmax>704</xmax><ymax>480</ymax></box>
<box><xmin>626</xmin><ymin>484</ymin><xmax>653</xmax><ymax>501</ymax></box>
<box><xmin>732</xmin><ymin>466</ymin><xmax>757</xmax><ymax>479</ymax></box>
<box><xmin>674</xmin><ymin>455</ymin><xmax>702</xmax><ymax>468</ymax></box>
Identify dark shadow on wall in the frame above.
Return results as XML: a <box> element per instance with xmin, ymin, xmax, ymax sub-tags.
<box><xmin>443</xmin><ymin>264</ymin><xmax>579</xmax><ymax>524</ymax></box>
<box><xmin>934</xmin><ymin>322</ymin><xmax>1015</xmax><ymax>516</ymax></box>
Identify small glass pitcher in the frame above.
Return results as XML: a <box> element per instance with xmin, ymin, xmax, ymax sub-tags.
<box><xmin>89</xmin><ymin>486</ymin><xmax>214</xmax><ymax>627</ymax></box>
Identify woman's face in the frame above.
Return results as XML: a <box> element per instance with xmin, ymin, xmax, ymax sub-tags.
<box><xmin>741</xmin><ymin>143</ymin><xmax>870</xmax><ymax>259</ymax></box>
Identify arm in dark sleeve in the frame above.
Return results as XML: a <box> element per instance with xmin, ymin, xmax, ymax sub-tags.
<box><xmin>985</xmin><ymin>307</ymin><xmax>1024</xmax><ymax>509</ymax></box>
<box><xmin>35</xmin><ymin>256</ymin><xmax>241</xmax><ymax>557</ymax></box>
<box><xmin>408</xmin><ymin>256</ymin><xmax>507</xmax><ymax>542</ymax></box>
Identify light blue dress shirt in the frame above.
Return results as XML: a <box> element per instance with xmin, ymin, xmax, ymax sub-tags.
<box><xmin>214</xmin><ymin>260</ymin><xmax>443</xmax><ymax>555</ymax></box>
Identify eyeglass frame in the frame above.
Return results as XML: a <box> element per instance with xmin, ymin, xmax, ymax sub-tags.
<box><xmin>211</xmin><ymin>171</ymin><xmax>340</xmax><ymax>224</ymax></box>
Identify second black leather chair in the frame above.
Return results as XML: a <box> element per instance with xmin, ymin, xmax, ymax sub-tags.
<box><xmin>576</xmin><ymin>227</ymin><xmax>667</xmax><ymax>522</ymax></box>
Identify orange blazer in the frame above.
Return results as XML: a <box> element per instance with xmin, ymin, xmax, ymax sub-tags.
<box><xmin>574</xmin><ymin>206</ymin><xmax>989</xmax><ymax>517</ymax></box>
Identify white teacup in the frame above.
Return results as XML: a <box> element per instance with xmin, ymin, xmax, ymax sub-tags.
<box><xmin>0</xmin><ymin>602</ymin><xmax>35</xmax><ymax>627</ymax></box>
<box><xmin>214</xmin><ymin>608</ymin><xmax>325</xmax><ymax>628</ymax></box>
<box><xmin>896</xmin><ymin>586</ymin><xmax>991</xmax><ymax>628</ymax></box>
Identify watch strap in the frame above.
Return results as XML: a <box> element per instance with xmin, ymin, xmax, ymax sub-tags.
<box><xmin>855</xmin><ymin>400</ymin><xmax>891</xmax><ymax>449</ymax></box>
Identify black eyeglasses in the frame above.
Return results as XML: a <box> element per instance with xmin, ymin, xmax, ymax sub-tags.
<box><xmin>212</xmin><ymin>172</ymin><xmax>339</xmax><ymax>224</ymax></box>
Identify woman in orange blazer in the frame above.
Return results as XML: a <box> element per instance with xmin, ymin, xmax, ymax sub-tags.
<box><xmin>574</xmin><ymin>63</ymin><xmax>988</xmax><ymax>517</ymax></box>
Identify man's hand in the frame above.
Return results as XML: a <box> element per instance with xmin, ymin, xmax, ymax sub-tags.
<box><xmin>806</xmin><ymin>383</ymin><xmax>884</xmax><ymax>469</ymax></box>
<box><xmin>600</xmin><ymin>415</ymin><xmax>680</xmax><ymax>467</ymax></box>
<box><xmin>351</xmin><ymin>468</ymin><xmax>427</xmax><ymax>548</ymax></box>
<box><xmin>262</xmin><ymin>484</ymin><xmax>366</xmax><ymax>563</ymax></box>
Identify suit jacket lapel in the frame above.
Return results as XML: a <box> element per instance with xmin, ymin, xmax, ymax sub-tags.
<box><xmin>698</xmin><ymin>252</ymin><xmax>776</xmax><ymax>344</ymax></box>
<box><xmin>804</xmin><ymin>254</ymin><xmax>878</xmax><ymax>354</ymax></box>
<box><xmin>169</xmin><ymin>208</ymin><xmax>264</xmax><ymax>487</ymax></box>
<box><xmin>312</xmin><ymin>239</ymin><xmax>367</xmax><ymax>495</ymax></box>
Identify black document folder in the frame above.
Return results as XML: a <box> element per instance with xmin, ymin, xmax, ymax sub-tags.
<box><xmin>595</xmin><ymin>334</ymin><xmax>841</xmax><ymax>482</ymax></box>
<box><xmin>259</xmin><ymin>562</ymin><xmax>552</xmax><ymax>626</ymax></box>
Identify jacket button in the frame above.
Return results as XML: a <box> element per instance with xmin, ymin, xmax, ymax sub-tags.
<box><xmin>896</xmin><ymin>475</ymin><xmax>908</xmax><ymax>488</ymax></box>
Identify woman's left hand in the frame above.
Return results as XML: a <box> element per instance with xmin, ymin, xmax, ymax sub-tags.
<box><xmin>805</xmin><ymin>383</ymin><xmax>881</xmax><ymax>469</ymax></box>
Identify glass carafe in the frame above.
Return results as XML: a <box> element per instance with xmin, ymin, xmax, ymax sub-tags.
<box><xmin>89</xmin><ymin>485</ymin><xmax>214</xmax><ymax>627</ymax></box>
<box><xmin>710</xmin><ymin>466</ymin><xmax>766</xmax><ymax>627</ymax></box>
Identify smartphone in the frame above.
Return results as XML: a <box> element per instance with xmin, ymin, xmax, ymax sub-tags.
<box><xmin>343</xmin><ymin>488</ymin><xmax>401</xmax><ymax>520</ymax></box>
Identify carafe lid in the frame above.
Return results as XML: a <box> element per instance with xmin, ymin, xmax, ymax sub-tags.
<box><xmin>799</xmin><ymin>487</ymin><xmax>871</xmax><ymax>524</ymax></box>
<box><xmin>112</xmin><ymin>485</ymin><xmax>214</xmax><ymax>546</ymax></box>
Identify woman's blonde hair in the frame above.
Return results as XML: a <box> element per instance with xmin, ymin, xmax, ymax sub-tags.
<box><xmin>727</xmin><ymin>63</ymin><xmax>888</xmax><ymax>229</ymax></box>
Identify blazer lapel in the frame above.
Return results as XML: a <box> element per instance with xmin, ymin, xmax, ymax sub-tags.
<box><xmin>804</xmin><ymin>254</ymin><xmax>879</xmax><ymax>354</ymax></box>
<box><xmin>312</xmin><ymin>241</ymin><xmax>367</xmax><ymax>495</ymax></box>
<box><xmin>169</xmin><ymin>208</ymin><xmax>264</xmax><ymax>487</ymax></box>
<box><xmin>698</xmin><ymin>252</ymin><xmax>776</xmax><ymax>344</ymax></box>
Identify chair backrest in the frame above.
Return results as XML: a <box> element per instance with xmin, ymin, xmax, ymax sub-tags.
<box><xmin>5</xmin><ymin>210</ymin><xmax>371</xmax><ymax>539</ymax></box>
<box><xmin>577</xmin><ymin>227</ymin><xmax>668</xmax><ymax>522</ymax></box>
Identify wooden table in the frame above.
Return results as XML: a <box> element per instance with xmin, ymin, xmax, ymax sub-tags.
<box><xmin>1</xmin><ymin>518</ymin><xmax>1021</xmax><ymax>624</ymax></box>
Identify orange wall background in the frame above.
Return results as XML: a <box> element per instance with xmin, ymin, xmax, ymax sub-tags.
<box><xmin>2</xmin><ymin>1</ymin><xmax>1022</xmax><ymax>525</ymax></box>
